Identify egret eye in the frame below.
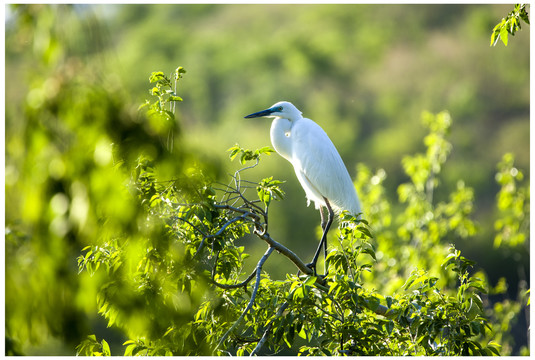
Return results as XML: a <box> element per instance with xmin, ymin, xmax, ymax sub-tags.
<box><xmin>278</xmin><ymin>106</ymin><xmax>283</xmax><ymax>111</ymax></box>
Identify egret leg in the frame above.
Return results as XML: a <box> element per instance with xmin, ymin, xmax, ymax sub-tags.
<box><xmin>309</xmin><ymin>199</ymin><xmax>334</xmax><ymax>275</ymax></box>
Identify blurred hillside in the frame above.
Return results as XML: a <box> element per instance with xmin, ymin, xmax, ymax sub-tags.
<box><xmin>5</xmin><ymin>4</ymin><xmax>529</xmax><ymax>355</ymax></box>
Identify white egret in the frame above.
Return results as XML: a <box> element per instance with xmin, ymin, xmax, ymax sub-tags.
<box><xmin>244</xmin><ymin>101</ymin><xmax>362</xmax><ymax>274</ymax></box>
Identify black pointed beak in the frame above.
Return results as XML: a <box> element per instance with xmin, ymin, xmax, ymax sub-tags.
<box><xmin>244</xmin><ymin>108</ymin><xmax>275</xmax><ymax>119</ymax></box>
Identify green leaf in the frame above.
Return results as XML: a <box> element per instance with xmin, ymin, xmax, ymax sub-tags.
<box><xmin>255</xmin><ymin>146</ymin><xmax>274</xmax><ymax>155</ymax></box>
<box><xmin>519</xmin><ymin>9</ymin><xmax>530</xmax><ymax>25</ymax></box>
<box><xmin>365</xmin><ymin>296</ymin><xmax>381</xmax><ymax>311</ymax></box>
<box><xmin>490</xmin><ymin>30</ymin><xmax>498</xmax><ymax>46</ymax></box>
<box><xmin>101</xmin><ymin>339</ymin><xmax>111</xmax><ymax>356</ymax></box>
<box><xmin>297</xmin><ymin>323</ymin><xmax>309</xmax><ymax>341</ymax></box>
<box><xmin>149</xmin><ymin>71</ymin><xmax>165</xmax><ymax>83</ymax></box>
<box><xmin>384</xmin><ymin>320</ymin><xmax>394</xmax><ymax>335</ymax></box>
<box><xmin>402</xmin><ymin>272</ymin><xmax>418</xmax><ymax>290</ymax></box>
<box><xmin>499</xmin><ymin>25</ymin><xmax>509</xmax><ymax>46</ymax></box>
<box><xmin>228</xmin><ymin>144</ymin><xmax>241</xmax><ymax>161</ymax></box>
<box><xmin>361</xmin><ymin>245</ymin><xmax>376</xmax><ymax>260</ymax></box>
<box><xmin>486</xmin><ymin>341</ymin><xmax>502</xmax><ymax>356</ymax></box>
<box><xmin>357</xmin><ymin>225</ymin><xmax>373</xmax><ymax>238</ymax></box>
<box><xmin>175</xmin><ymin>66</ymin><xmax>187</xmax><ymax>79</ymax></box>
<box><xmin>239</xmin><ymin>152</ymin><xmax>249</xmax><ymax>165</ymax></box>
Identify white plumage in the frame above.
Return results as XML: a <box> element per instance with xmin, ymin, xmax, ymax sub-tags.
<box><xmin>245</xmin><ymin>101</ymin><xmax>362</xmax><ymax>274</ymax></box>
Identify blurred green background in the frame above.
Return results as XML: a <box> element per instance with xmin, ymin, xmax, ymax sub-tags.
<box><xmin>5</xmin><ymin>4</ymin><xmax>529</xmax><ymax>355</ymax></box>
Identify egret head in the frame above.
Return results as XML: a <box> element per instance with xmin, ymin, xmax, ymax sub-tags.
<box><xmin>244</xmin><ymin>101</ymin><xmax>302</xmax><ymax>120</ymax></box>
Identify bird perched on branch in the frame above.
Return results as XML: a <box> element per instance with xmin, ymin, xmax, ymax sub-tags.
<box><xmin>244</xmin><ymin>101</ymin><xmax>362</xmax><ymax>275</ymax></box>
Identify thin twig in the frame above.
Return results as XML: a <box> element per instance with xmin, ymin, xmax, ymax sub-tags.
<box><xmin>211</xmin><ymin>268</ymin><xmax>257</xmax><ymax>290</ymax></box>
<box><xmin>189</xmin><ymin>209</ymin><xmax>261</xmax><ymax>260</ymax></box>
<box><xmin>212</xmin><ymin>212</ymin><xmax>252</xmax><ymax>237</ymax></box>
<box><xmin>251</xmin><ymin>301</ymin><xmax>290</xmax><ymax>356</ymax></box>
<box><xmin>215</xmin><ymin>246</ymin><xmax>275</xmax><ymax>353</ymax></box>
<box><xmin>174</xmin><ymin>216</ymin><xmax>208</xmax><ymax>238</ymax></box>
<box><xmin>214</xmin><ymin>204</ymin><xmax>262</xmax><ymax>222</ymax></box>
<box><xmin>233</xmin><ymin>159</ymin><xmax>260</xmax><ymax>189</ymax></box>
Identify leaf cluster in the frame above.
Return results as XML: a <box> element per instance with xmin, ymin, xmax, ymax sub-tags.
<box><xmin>76</xmin><ymin>335</ymin><xmax>112</xmax><ymax>356</ymax></box>
<box><xmin>228</xmin><ymin>144</ymin><xmax>275</xmax><ymax>165</ymax></box>
<box><xmin>137</xmin><ymin>68</ymin><xmax>186</xmax><ymax>149</ymax></box>
<box><xmin>494</xmin><ymin>153</ymin><xmax>529</xmax><ymax>248</ymax></box>
<box><xmin>490</xmin><ymin>4</ymin><xmax>530</xmax><ymax>46</ymax></box>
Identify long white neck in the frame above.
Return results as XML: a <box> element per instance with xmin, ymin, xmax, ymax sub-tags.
<box><xmin>270</xmin><ymin>116</ymin><xmax>298</xmax><ymax>161</ymax></box>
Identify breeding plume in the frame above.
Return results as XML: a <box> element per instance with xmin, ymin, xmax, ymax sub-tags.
<box><xmin>244</xmin><ymin>101</ymin><xmax>362</xmax><ymax>274</ymax></box>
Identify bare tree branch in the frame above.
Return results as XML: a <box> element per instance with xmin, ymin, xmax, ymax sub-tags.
<box><xmin>253</xmin><ymin>225</ymin><xmax>313</xmax><ymax>275</ymax></box>
<box><xmin>211</xmin><ymin>268</ymin><xmax>257</xmax><ymax>290</ymax></box>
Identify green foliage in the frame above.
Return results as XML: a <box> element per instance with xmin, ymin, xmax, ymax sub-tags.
<box><xmin>4</xmin><ymin>7</ymin><xmax>213</xmax><ymax>354</ymax></box>
<box><xmin>137</xmin><ymin>68</ymin><xmax>187</xmax><ymax>153</ymax></box>
<box><xmin>76</xmin><ymin>335</ymin><xmax>111</xmax><ymax>356</ymax></box>
<box><xmin>257</xmin><ymin>177</ymin><xmax>286</xmax><ymax>207</ymax></box>
<box><xmin>74</xmin><ymin>93</ymin><xmax>525</xmax><ymax>355</ymax></box>
<box><xmin>228</xmin><ymin>144</ymin><xmax>275</xmax><ymax>165</ymax></box>
<box><xmin>490</xmin><ymin>4</ymin><xmax>530</xmax><ymax>46</ymax></box>
<box><xmin>5</xmin><ymin>5</ymin><xmax>153</xmax><ymax>353</ymax></box>
<box><xmin>142</xmin><ymin>68</ymin><xmax>185</xmax><ymax>120</ymax></box>
<box><xmin>494</xmin><ymin>153</ymin><xmax>529</xmax><ymax>248</ymax></box>
<box><xmin>357</xmin><ymin>111</ymin><xmax>478</xmax><ymax>298</ymax></box>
